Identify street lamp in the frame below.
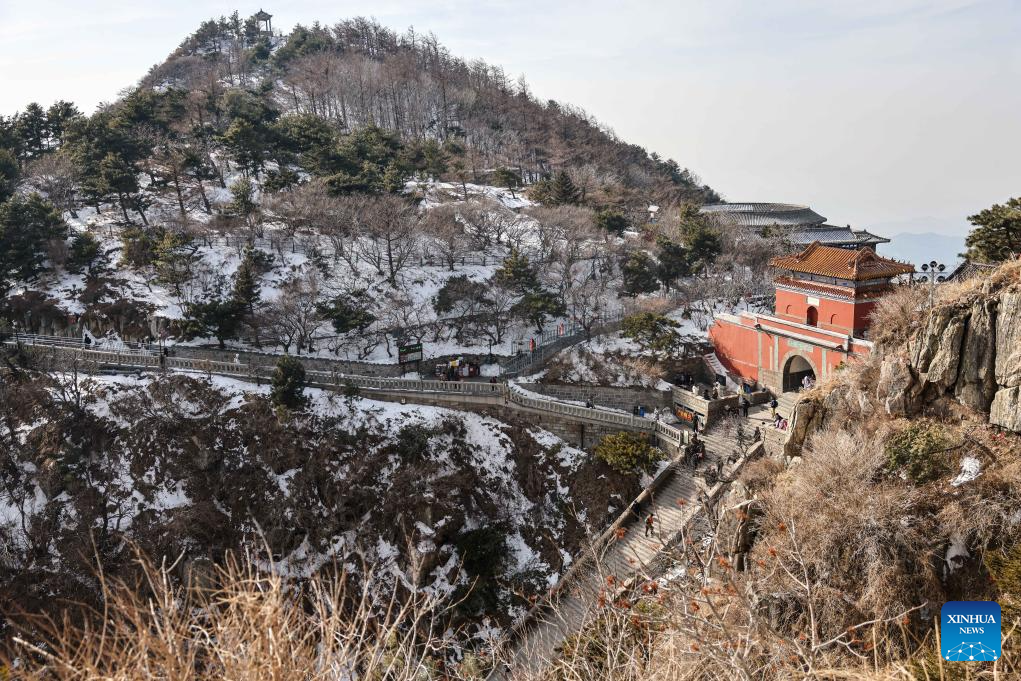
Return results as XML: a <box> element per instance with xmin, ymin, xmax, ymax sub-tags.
<box><xmin>918</xmin><ymin>260</ymin><xmax>947</xmax><ymax>307</ymax></box>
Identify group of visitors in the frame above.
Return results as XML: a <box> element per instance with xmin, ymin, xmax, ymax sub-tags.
<box><xmin>768</xmin><ymin>397</ymin><xmax>788</xmax><ymax>430</ymax></box>
<box><xmin>683</xmin><ymin>432</ymin><xmax>706</xmax><ymax>466</ymax></box>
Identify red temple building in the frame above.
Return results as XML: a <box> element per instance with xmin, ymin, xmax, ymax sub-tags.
<box><xmin>709</xmin><ymin>242</ymin><xmax>914</xmax><ymax>393</ymax></box>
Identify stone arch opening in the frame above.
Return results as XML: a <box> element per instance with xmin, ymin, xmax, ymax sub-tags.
<box><xmin>783</xmin><ymin>354</ymin><xmax>816</xmax><ymax>392</ymax></box>
<box><xmin>806</xmin><ymin>305</ymin><xmax>818</xmax><ymax>327</ymax></box>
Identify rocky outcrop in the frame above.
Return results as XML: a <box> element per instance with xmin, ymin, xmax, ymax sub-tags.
<box><xmin>786</xmin><ymin>274</ymin><xmax>1021</xmax><ymax>451</ymax></box>
<box><xmin>911</xmin><ymin>305</ymin><xmax>966</xmax><ymax>391</ymax></box>
<box><xmin>881</xmin><ymin>281</ymin><xmax>1021</xmax><ymax>432</ymax></box>
<box><xmin>877</xmin><ymin>358</ymin><xmax>919</xmax><ymax>417</ymax></box>
<box><xmin>954</xmin><ymin>297</ymin><xmax>998</xmax><ymax>412</ymax></box>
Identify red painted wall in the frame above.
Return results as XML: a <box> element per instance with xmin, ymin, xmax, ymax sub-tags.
<box><xmin>775</xmin><ymin>288</ymin><xmax>856</xmax><ymax>333</ymax></box>
<box><xmin>708</xmin><ymin>319</ymin><xmax>762</xmax><ymax>383</ymax></box>
<box><xmin>710</xmin><ymin>313</ymin><xmax>873</xmax><ymax>389</ymax></box>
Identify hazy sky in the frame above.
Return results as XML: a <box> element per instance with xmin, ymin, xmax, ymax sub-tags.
<box><xmin>1</xmin><ymin>0</ymin><xmax>1018</xmax><ymax>236</ymax></box>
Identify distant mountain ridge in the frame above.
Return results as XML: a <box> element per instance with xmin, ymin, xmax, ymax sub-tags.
<box><xmin>882</xmin><ymin>231</ymin><xmax>966</xmax><ymax>269</ymax></box>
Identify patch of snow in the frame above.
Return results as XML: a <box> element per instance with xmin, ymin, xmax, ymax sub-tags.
<box><xmin>951</xmin><ymin>456</ymin><xmax>981</xmax><ymax>487</ymax></box>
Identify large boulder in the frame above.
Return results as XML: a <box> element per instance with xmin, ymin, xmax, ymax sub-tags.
<box><xmin>912</xmin><ymin>306</ymin><xmax>966</xmax><ymax>389</ymax></box>
<box><xmin>783</xmin><ymin>399</ymin><xmax>821</xmax><ymax>459</ymax></box>
<box><xmin>718</xmin><ymin>481</ymin><xmax>762</xmax><ymax>571</ymax></box>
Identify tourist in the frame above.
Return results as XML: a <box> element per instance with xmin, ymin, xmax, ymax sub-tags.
<box><xmin>631</xmin><ymin>501</ymin><xmax>641</xmax><ymax>521</ymax></box>
<box><xmin>769</xmin><ymin>397</ymin><xmax>778</xmax><ymax>419</ymax></box>
<box><xmin>645</xmin><ymin>513</ymin><xmax>655</xmax><ymax>538</ymax></box>
<box><xmin>740</xmin><ymin>395</ymin><xmax>750</xmax><ymax>417</ymax></box>
<box><xmin>802</xmin><ymin>374</ymin><xmax>812</xmax><ymax>390</ymax></box>
<box><xmin>712</xmin><ymin>384</ymin><xmax>720</xmax><ymax>400</ymax></box>
<box><xmin>753</xmin><ymin>426</ymin><xmax>762</xmax><ymax>442</ymax></box>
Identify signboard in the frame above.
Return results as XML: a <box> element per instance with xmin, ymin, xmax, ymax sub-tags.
<box><xmin>398</xmin><ymin>342</ymin><xmax>423</xmax><ymax>364</ymax></box>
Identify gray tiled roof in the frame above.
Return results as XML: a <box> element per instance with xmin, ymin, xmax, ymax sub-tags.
<box><xmin>788</xmin><ymin>226</ymin><xmax>890</xmax><ymax>246</ymax></box>
<box><xmin>700</xmin><ymin>202</ymin><xmax>827</xmax><ymax>227</ymax></box>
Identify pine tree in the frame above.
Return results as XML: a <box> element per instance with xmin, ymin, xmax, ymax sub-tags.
<box><xmin>153</xmin><ymin>231</ymin><xmax>199</xmax><ymax>296</ymax></box>
<box><xmin>656</xmin><ymin>236</ymin><xmax>690</xmax><ymax>290</ymax></box>
<box><xmin>541</xmin><ymin>171</ymin><xmax>581</xmax><ymax>206</ymax></box>
<box><xmin>683</xmin><ymin>222</ymin><xmax>723</xmax><ymax>276</ymax></box>
<box><xmin>67</xmin><ymin>232</ymin><xmax>105</xmax><ymax>276</ymax></box>
<box><xmin>183</xmin><ymin>292</ymin><xmax>243</xmax><ymax>349</ymax></box>
<box><xmin>0</xmin><ymin>149</ymin><xmax>18</xmax><ymax>203</ymax></box>
<box><xmin>621</xmin><ymin>251</ymin><xmax>659</xmax><ymax>297</ymax></box>
<box><xmin>271</xmin><ymin>355</ymin><xmax>308</xmax><ymax>411</ymax></box>
<box><xmin>620</xmin><ymin>312</ymin><xmax>682</xmax><ymax>360</ymax></box>
<box><xmin>382</xmin><ymin>161</ymin><xmax>406</xmax><ymax>193</ymax></box>
<box><xmin>0</xmin><ymin>193</ymin><xmax>67</xmax><ymax>295</ymax></box>
<box><xmin>493</xmin><ymin>167</ymin><xmax>520</xmax><ymax>198</ymax></box>
<box><xmin>495</xmin><ymin>249</ymin><xmax>539</xmax><ymax>294</ymax></box>
<box><xmin>595</xmin><ymin>208</ymin><xmax>629</xmax><ymax>235</ymax></box>
<box><xmin>965</xmin><ymin>197</ymin><xmax>1021</xmax><ymax>263</ymax></box>
<box><xmin>679</xmin><ymin>203</ymin><xmax>722</xmax><ymax>276</ymax></box>
<box><xmin>512</xmin><ymin>290</ymin><xmax>566</xmax><ymax>332</ymax></box>
<box><xmin>232</xmin><ymin>248</ymin><xmax>262</xmax><ymax>313</ymax></box>
<box><xmin>16</xmin><ymin>103</ymin><xmax>48</xmax><ymax>158</ymax></box>
<box><xmin>594</xmin><ymin>431</ymin><xmax>662</xmax><ymax>474</ymax></box>
<box><xmin>318</xmin><ymin>291</ymin><xmax>376</xmax><ymax>334</ymax></box>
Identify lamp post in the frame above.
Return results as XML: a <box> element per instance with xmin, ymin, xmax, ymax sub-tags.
<box><xmin>918</xmin><ymin>260</ymin><xmax>947</xmax><ymax>307</ymax></box>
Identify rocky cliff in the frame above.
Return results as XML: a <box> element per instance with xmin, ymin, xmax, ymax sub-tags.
<box><xmin>786</xmin><ymin>263</ymin><xmax>1021</xmax><ymax>456</ymax></box>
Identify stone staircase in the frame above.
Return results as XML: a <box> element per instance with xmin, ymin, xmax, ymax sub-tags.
<box><xmin>490</xmin><ymin>429</ymin><xmax>751</xmax><ymax>679</ymax></box>
<box><xmin>776</xmin><ymin>391</ymin><xmax>801</xmax><ymax>420</ymax></box>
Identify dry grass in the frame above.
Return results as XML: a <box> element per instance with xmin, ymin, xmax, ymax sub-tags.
<box><xmin>867</xmin><ymin>285</ymin><xmax>929</xmax><ymax>349</ymax></box>
<box><xmin>3</xmin><ymin>551</ymin><xmax>479</xmax><ymax>680</ymax></box>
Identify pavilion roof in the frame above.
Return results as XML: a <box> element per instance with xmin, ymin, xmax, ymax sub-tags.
<box><xmin>770</xmin><ymin>242</ymin><xmax>914</xmax><ymax>281</ymax></box>
<box><xmin>254</xmin><ymin>9</ymin><xmax>272</xmax><ymax>20</ymax></box>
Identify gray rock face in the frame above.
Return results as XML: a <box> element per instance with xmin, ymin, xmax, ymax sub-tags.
<box><xmin>784</xmin><ymin>399</ymin><xmax>820</xmax><ymax>459</ymax></box>
<box><xmin>913</xmin><ymin>306</ymin><xmax>966</xmax><ymax>389</ymax></box>
<box><xmin>955</xmin><ymin>298</ymin><xmax>999</xmax><ymax>412</ymax></box>
<box><xmin>718</xmin><ymin>481</ymin><xmax>761</xmax><ymax>571</ymax></box>
<box><xmin>878</xmin><ymin>358</ymin><xmax>917</xmax><ymax>417</ymax></box>
<box><xmin>996</xmin><ymin>292</ymin><xmax>1021</xmax><ymax>389</ymax></box>
<box><xmin>990</xmin><ymin>387</ymin><xmax>1021</xmax><ymax>432</ymax></box>
<box><xmin>788</xmin><ymin>282</ymin><xmax>1021</xmax><ymax>446</ymax></box>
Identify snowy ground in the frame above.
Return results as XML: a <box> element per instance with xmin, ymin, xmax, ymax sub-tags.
<box><xmin>18</xmin><ymin>178</ymin><xmax>607</xmax><ymax>364</ymax></box>
<box><xmin>1</xmin><ymin>370</ymin><xmax>603</xmax><ymax>632</ymax></box>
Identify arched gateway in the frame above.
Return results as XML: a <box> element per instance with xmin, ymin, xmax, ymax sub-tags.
<box><xmin>783</xmin><ymin>354</ymin><xmax>816</xmax><ymax>392</ymax></box>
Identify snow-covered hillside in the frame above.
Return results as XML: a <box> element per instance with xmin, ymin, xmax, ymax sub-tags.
<box><xmin>0</xmin><ymin>370</ymin><xmax>639</xmax><ymax>633</ymax></box>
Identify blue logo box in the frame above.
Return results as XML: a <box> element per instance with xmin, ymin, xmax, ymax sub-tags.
<box><xmin>940</xmin><ymin>601</ymin><xmax>1001</xmax><ymax>662</ymax></box>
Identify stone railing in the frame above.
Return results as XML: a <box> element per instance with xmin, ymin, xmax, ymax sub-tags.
<box><xmin>5</xmin><ymin>341</ymin><xmax>657</xmax><ymax>432</ymax></box>
<box><xmin>654</xmin><ymin>420</ymin><xmax>687</xmax><ymax>450</ymax></box>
